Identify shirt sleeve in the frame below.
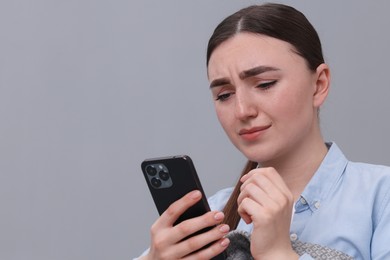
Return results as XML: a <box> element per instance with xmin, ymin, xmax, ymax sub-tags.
<box><xmin>207</xmin><ymin>187</ymin><xmax>233</xmax><ymax>211</ymax></box>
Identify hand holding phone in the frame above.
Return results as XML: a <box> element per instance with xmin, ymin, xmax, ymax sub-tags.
<box><xmin>141</xmin><ymin>155</ymin><xmax>227</xmax><ymax>259</ymax></box>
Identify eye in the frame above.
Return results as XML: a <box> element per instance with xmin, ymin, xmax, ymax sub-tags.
<box><xmin>215</xmin><ymin>92</ymin><xmax>234</xmax><ymax>102</ymax></box>
<box><xmin>256</xmin><ymin>80</ymin><xmax>277</xmax><ymax>90</ymax></box>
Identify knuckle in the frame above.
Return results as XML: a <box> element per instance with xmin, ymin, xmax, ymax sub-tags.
<box><xmin>176</xmin><ymin>222</ymin><xmax>193</xmax><ymax>236</ymax></box>
<box><xmin>197</xmin><ymin>241</ymin><xmax>222</xmax><ymax>259</ymax></box>
<box><xmin>150</xmin><ymin>222</ymin><xmax>159</xmax><ymax>235</ymax></box>
<box><xmin>247</xmin><ymin>182</ymin><xmax>256</xmax><ymax>191</ymax></box>
<box><xmin>251</xmin><ymin>170</ymin><xmax>260</xmax><ymax>179</ymax></box>
<box><xmin>282</xmin><ymin>196</ymin><xmax>290</xmax><ymax>205</ymax></box>
<box><xmin>263</xmin><ymin>167</ymin><xmax>276</xmax><ymax>176</ymax></box>
<box><xmin>150</xmin><ymin>228</ymin><xmax>168</xmax><ymax>251</ymax></box>
<box><xmin>237</xmin><ymin>203</ymin><xmax>243</xmax><ymax>213</ymax></box>
<box><xmin>241</xmin><ymin>196</ymin><xmax>249</xmax><ymax>204</ymax></box>
<box><xmin>206</xmin><ymin>211</ymin><xmax>218</xmax><ymax>223</ymax></box>
<box><xmin>243</xmin><ymin>182</ymin><xmax>251</xmax><ymax>190</ymax></box>
<box><xmin>287</xmin><ymin>192</ymin><xmax>294</xmax><ymax>203</ymax></box>
<box><xmin>196</xmin><ymin>212</ymin><xmax>215</xmax><ymax>227</ymax></box>
<box><xmin>240</xmin><ymin>197</ymin><xmax>251</xmax><ymax>207</ymax></box>
<box><xmin>281</xmin><ymin>192</ymin><xmax>294</xmax><ymax>206</ymax></box>
<box><xmin>266</xmin><ymin>166</ymin><xmax>276</xmax><ymax>172</ymax></box>
<box><xmin>152</xmin><ymin>236</ymin><xmax>165</xmax><ymax>252</ymax></box>
<box><xmin>165</xmin><ymin>203</ymin><xmax>177</xmax><ymax>218</ymax></box>
<box><xmin>186</xmin><ymin>237</ymin><xmax>200</xmax><ymax>252</ymax></box>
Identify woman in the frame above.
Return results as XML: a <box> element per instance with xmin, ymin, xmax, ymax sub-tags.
<box><xmin>136</xmin><ymin>3</ymin><xmax>390</xmax><ymax>259</ymax></box>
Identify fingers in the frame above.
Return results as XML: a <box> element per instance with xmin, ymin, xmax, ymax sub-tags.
<box><xmin>237</xmin><ymin>167</ymin><xmax>296</xmax><ymax>258</ymax></box>
<box><xmin>239</xmin><ymin>167</ymin><xmax>292</xmax><ymax>205</ymax></box>
<box><xmin>238</xmin><ymin>196</ymin><xmax>261</xmax><ymax>224</ymax></box>
<box><xmin>238</xmin><ymin>174</ymin><xmax>273</xmax><ymax>206</ymax></box>
<box><xmin>177</xmin><ymin>223</ymin><xmax>230</xmax><ymax>259</ymax></box>
<box><xmin>241</xmin><ymin>167</ymin><xmax>290</xmax><ymax>197</ymax></box>
<box><xmin>237</xmin><ymin>178</ymin><xmax>271</xmax><ymax>224</ymax></box>
<box><xmin>172</xmin><ymin>211</ymin><xmax>225</xmax><ymax>240</ymax></box>
<box><xmin>184</xmin><ymin>236</ymin><xmax>230</xmax><ymax>260</ymax></box>
<box><xmin>149</xmin><ymin>190</ymin><xmax>229</xmax><ymax>259</ymax></box>
<box><xmin>151</xmin><ymin>211</ymin><xmax>229</xmax><ymax>258</ymax></box>
<box><xmin>149</xmin><ymin>190</ymin><xmax>203</xmax><ymax>257</ymax></box>
<box><xmin>237</xmin><ymin>167</ymin><xmax>294</xmax><ymax>224</ymax></box>
<box><xmin>159</xmin><ymin>190</ymin><xmax>203</xmax><ymax>227</ymax></box>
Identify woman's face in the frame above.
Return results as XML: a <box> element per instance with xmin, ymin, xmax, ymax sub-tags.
<box><xmin>207</xmin><ymin>33</ymin><xmax>326</xmax><ymax>164</ymax></box>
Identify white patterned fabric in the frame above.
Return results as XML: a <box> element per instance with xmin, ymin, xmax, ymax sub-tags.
<box><xmin>225</xmin><ymin>231</ymin><xmax>353</xmax><ymax>260</ymax></box>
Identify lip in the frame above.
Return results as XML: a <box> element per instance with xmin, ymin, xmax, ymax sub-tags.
<box><xmin>239</xmin><ymin>125</ymin><xmax>271</xmax><ymax>141</ymax></box>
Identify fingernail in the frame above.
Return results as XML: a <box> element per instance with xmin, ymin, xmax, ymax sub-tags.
<box><xmin>220</xmin><ymin>238</ymin><xmax>230</xmax><ymax>247</ymax></box>
<box><xmin>219</xmin><ymin>224</ymin><xmax>230</xmax><ymax>233</ymax></box>
<box><xmin>214</xmin><ymin>212</ymin><xmax>224</xmax><ymax>221</ymax></box>
<box><xmin>190</xmin><ymin>190</ymin><xmax>201</xmax><ymax>199</ymax></box>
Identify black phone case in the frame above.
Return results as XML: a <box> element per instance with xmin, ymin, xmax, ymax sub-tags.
<box><xmin>141</xmin><ymin>155</ymin><xmax>226</xmax><ymax>260</ymax></box>
<box><xmin>141</xmin><ymin>155</ymin><xmax>210</xmax><ymax>224</ymax></box>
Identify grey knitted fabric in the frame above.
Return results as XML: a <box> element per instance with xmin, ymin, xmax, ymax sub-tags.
<box><xmin>225</xmin><ymin>231</ymin><xmax>253</xmax><ymax>260</ymax></box>
<box><xmin>225</xmin><ymin>231</ymin><xmax>353</xmax><ymax>260</ymax></box>
<box><xmin>292</xmin><ymin>240</ymin><xmax>353</xmax><ymax>260</ymax></box>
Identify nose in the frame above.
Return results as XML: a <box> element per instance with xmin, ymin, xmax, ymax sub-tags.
<box><xmin>234</xmin><ymin>89</ymin><xmax>258</xmax><ymax>120</ymax></box>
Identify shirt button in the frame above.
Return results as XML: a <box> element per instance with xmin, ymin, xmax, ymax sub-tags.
<box><xmin>314</xmin><ymin>201</ymin><xmax>321</xmax><ymax>209</ymax></box>
<box><xmin>290</xmin><ymin>233</ymin><xmax>298</xmax><ymax>241</ymax></box>
<box><xmin>300</xmin><ymin>197</ymin><xmax>307</xmax><ymax>204</ymax></box>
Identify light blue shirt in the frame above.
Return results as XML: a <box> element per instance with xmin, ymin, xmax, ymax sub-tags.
<box><xmin>135</xmin><ymin>143</ymin><xmax>390</xmax><ymax>259</ymax></box>
<box><xmin>208</xmin><ymin>143</ymin><xmax>390</xmax><ymax>259</ymax></box>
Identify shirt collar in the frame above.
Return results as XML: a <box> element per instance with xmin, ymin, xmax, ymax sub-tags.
<box><xmin>295</xmin><ymin>142</ymin><xmax>348</xmax><ymax>213</ymax></box>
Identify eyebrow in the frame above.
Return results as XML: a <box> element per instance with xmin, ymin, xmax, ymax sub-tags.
<box><xmin>209</xmin><ymin>65</ymin><xmax>280</xmax><ymax>89</ymax></box>
<box><xmin>239</xmin><ymin>66</ymin><xmax>280</xmax><ymax>79</ymax></box>
<box><xmin>209</xmin><ymin>78</ymin><xmax>231</xmax><ymax>88</ymax></box>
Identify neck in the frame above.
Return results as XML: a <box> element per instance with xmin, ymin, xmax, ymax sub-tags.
<box><xmin>262</xmin><ymin>134</ymin><xmax>328</xmax><ymax>201</ymax></box>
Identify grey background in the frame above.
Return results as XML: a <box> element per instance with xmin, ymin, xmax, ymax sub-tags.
<box><xmin>0</xmin><ymin>0</ymin><xmax>389</xmax><ymax>259</ymax></box>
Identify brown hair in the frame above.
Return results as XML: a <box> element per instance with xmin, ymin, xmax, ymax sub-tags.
<box><xmin>222</xmin><ymin>161</ymin><xmax>257</xmax><ymax>228</ymax></box>
<box><xmin>206</xmin><ymin>3</ymin><xmax>325</xmax><ymax>229</ymax></box>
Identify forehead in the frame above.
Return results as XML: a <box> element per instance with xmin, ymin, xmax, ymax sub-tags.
<box><xmin>207</xmin><ymin>33</ymin><xmax>303</xmax><ymax>80</ymax></box>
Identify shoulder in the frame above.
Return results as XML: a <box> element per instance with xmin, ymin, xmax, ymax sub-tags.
<box><xmin>344</xmin><ymin>161</ymin><xmax>390</xmax><ymax>223</ymax></box>
<box><xmin>344</xmin><ymin>161</ymin><xmax>390</xmax><ymax>187</ymax></box>
<box><xmin>345</xmin><ymin>164</ymin><xmax>390</xmax><ymax>258</ymax></box>
<box><xmin>343</xmin><ymin>160</ymin><xmax>390</xmax><ymax>199</ymax></box>
<box><xmin>207</xmin><ymin>187</ymin><xmax>234</xmax><ymax>211</ymax></box>
<box><xmin>327</xmin><ymin>142</ymin><xmax>390</xmax><ymax>190</ymax></box>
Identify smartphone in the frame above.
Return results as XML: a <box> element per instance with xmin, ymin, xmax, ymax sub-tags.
<box><xmin>141</xmin><ymin>155</ymin><xmax>226</xmax><ymax>259</ymax></box>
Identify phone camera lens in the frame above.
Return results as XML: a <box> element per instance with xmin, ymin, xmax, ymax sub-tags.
<box><xmin>151</xmin><ymin>177</ymin><xmax>162</xmax><ymax>188</ymax></box>
<box><xmin>146</xmin><ymin>165</ymin><xmax>157</xmax><ymax>176</ymax></box>
<box><xmin>159</xmin><ymin>170</ymin><xmax>170</xmax><ymax>181</ymax></box>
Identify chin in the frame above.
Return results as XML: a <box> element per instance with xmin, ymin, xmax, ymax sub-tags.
<box><xmin>238</xmin><ymin>143</ymin><xmax>279</xmax><ymax>165</ymax></box>
<box><xmin>240</xmin><ymin>149</ymin><xmax>270</xmax><ymax>164</ymax></box>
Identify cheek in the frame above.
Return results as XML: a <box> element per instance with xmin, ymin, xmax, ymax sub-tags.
<box><xmin>277</xmin><ymin>93</ymin><xmax>301</xmax><ymax>115</ymax></box>
<box><xmin>215</xmin><ymin>106</ymin><xmax>235</xmax><ymax>134</ymax></box>
<box><xmin>215</xmin><ymin>106</ymin><xmax>228</xmax><ymax>127</ymax></box>
<box><xmin>273</xmin><ymin>84</ymin><xmax>315</xmax><ymax>124</ymax></box>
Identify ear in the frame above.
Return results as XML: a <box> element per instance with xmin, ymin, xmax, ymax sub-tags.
<box><xmin>313</xmin><ymin>63</ymin><xmax>330</xmax><ymax>108</ymax></box>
